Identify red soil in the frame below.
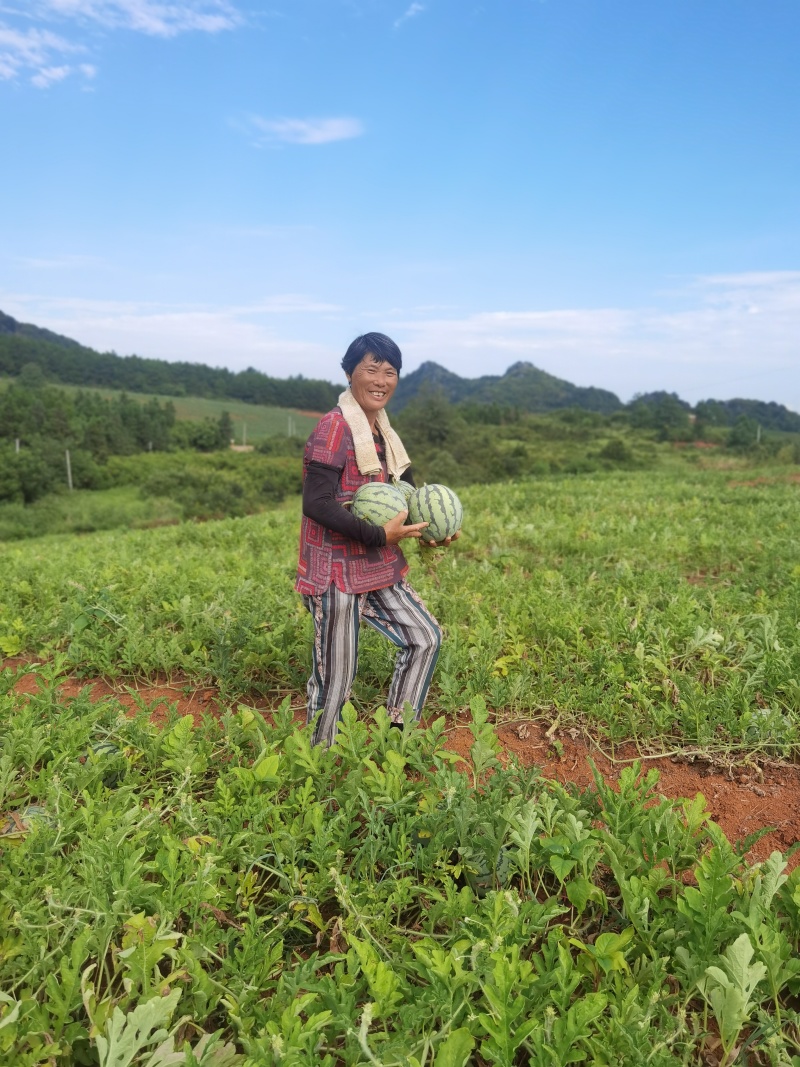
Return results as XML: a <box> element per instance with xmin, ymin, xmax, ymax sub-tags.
<box><xmin>671</xmin><ymin>441</ymin><xmax>720</xmax><ymax>449</ymax></box>
<box><xmin>5</xmin><ymin>658</ymin><xmax>800</xmax><ymax>870</ymax></box>
<box><xmin>728</xmin><ymin>473</ymin><xmax>800</xmax><ymax>488</ymax></box>
<box><xmin>444</xmin><ymin>718</ymin><xmax>800</xmax><ymax>870</ymax></box>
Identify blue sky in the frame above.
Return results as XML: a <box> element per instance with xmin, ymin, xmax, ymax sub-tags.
<box><xmin>2</xmin><ymin>0</ymin><xmax>799</xmax><ymax>408</ymax></box>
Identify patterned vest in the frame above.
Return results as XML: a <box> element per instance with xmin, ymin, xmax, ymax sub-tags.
<box><xmin>295</xmin><ymin>408</ymin><xmax>409</xmax><ymax>595</ymax></box>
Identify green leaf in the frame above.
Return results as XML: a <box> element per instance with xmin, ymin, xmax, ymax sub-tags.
<box><xmin>566</xmin><ymin>875</ymin><xmax>603</xmax><ymax>915</ymax></box>
<box><xmin>95</xmin><ymin>989</ymin><xmax>180</xmax><ymax>1067</ymax></box>
<box><xmin>433</xmin><ymin>1027</ymin><xmax>475</xmax><ymax>1067</ymax></box>
<box><xmin>162</xmin><ymin>715</ymin><xmax>195</xmax><ymax>758</ymax></box>
<box><xmin>0</xmin><ymin>634</ymin><xmax>21</xmax><ymax>655</ymax></box>
<box><xmin>700</xmin><ymin>933</ymin><xmax>767</xmax><ymax>1055</ymax></box>
<box><xmin>253</xmin><ymin>753</ymin><xmax>279</xmax><ymax>781</ymax></box>
<box><xmin>549</xmin><ymin>855</ymin><xmax>576</xmax><ymax>882</ymax></box>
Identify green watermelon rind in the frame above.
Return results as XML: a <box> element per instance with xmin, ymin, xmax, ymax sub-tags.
<box><xmin>0</xmin><ymin>804</ymin><xmax>54</xmax><ymax>838</ymax></box>
<box><xmin>351</xmin><ymin>482</ymin><xmax>407</xmax><ymax>526</ymax></box>
<box><xmin>408</xmin><ymin>484</ymin><xmax>463</xmax><ymax>544</ymax></box>
<box><xmin>392</xmin><ymin>478</ymin><xmax>415</xmax><ymax>503</ymax></box>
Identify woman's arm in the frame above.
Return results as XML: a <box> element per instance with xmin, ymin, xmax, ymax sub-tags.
<box><xmin>303</xmin><ymin>461</ymin><xmax>387</xmax><ymax>547</ymax></box>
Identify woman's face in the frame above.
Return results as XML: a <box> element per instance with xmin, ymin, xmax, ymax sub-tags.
<box><xmin>348</xmin><ymin>354</ymin><xmax>398</xmax><ymax>421</ymax></box>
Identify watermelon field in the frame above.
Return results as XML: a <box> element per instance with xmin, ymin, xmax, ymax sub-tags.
<box><xmin>3</xmin><ymin>465</ymin><xmax>800</xmax><ymax>1065</ymax></box>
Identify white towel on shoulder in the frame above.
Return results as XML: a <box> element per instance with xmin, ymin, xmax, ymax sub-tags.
<box><xmin>338</xmin><ymin>388</ymin><xmax>411</xmax><ymax>479</ymax></box>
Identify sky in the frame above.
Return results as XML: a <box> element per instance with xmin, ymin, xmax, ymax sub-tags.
<box><xmin>1</xmin><ymin>0</ymin><xmax>799</xmax><ymax>409</ymax></box>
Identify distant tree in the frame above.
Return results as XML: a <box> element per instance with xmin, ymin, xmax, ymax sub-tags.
<box><xmin>218</xmin><ymin>410</ymin><xmax>234</xmax><ymax>446</ymax></box>
<box><xmin>728</xmin><ymin>414</ymin><xmax>760</xmax><ymax>450</ymax></box>
<box><xmin>628</xmin><ymin>393</ymin><xmax>692</xmax><ymax>440</ymax></box>
<box><xmin>18</xmin><ymin>362</ymin><xmax>46</xmax><ymax>389</ymax></box>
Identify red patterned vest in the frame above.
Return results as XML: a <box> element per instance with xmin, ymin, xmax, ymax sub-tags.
<box><xmin>295</xmin><ymin>408</ymin><xmax>409</xmax><ymax>595</ymax></box>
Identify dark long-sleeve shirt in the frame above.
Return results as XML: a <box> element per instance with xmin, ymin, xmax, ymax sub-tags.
<box><xmin>303</xmin><ymin>461</ymin><xmax>416</xmax><ymax>548</ymax></box>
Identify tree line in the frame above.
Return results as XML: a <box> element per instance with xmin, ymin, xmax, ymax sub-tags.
<box><xmin>0</xmin><ymin>370</ymin><xmax>234</xmax><ymax>504</ymax></box>
<box><xmin>0</xmin><ymin>332</ymin><xmax>339</xmax><ymax>411</ymax></box>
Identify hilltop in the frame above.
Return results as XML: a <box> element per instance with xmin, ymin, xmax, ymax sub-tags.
<box><xmin>0</xmin><ymin>310</ymin><xmax>339</xmax><ymax>411</ymax></box>
<box><xmin>0</xmin><ymin>309</ymin><xmax>82</xmax><ymax>349</ymax></box>
<box><xmin>2</xmin><ymin>309</ymin><xmax>799</xmax><ymax>429</ymax></box>
<box><xmin>391</xmin><ymin>359</ymin><xmax>623</xmax><ymax>413</ymax></box>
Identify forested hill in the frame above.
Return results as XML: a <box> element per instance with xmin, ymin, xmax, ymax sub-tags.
<box><xmin>0</xmin><ymin>311</ymin><xmax>339</xmax><ymax>411</ymax></box>
<box><xmin>391</xmin><ymin>359</ymin><xmax>624</xmax><ymax>414</ymax></box>
<box><xmin>2</xmin><ymin>309</ymin><xmax>798</xmax><ymax>427</ymax></box>
<box><xmin>0</xmin><ymin>310</ymin><xmax>81</xmax><ymax>349</ymax></box>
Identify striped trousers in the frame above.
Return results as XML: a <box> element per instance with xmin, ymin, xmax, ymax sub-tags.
<box><xmin>303</xmin><ymin>580</ymin><xmax>442</xmax><ymax>748</ymax></box>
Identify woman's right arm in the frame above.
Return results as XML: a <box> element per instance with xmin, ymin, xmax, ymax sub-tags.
<box><xmin>303</xmin><ymin>461</ymin><xmax>388</xmax><ymax>547</ymax></box>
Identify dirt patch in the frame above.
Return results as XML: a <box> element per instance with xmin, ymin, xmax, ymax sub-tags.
<box><xmin>292</xmin><ymin>410</ymin><xmax>325</xmax><ymax>419</ymax></box>
<box><xmin>7</xmin><ymin>660</ymin><xmax>217</xmax><ymax>727</ymax></box>
<box><xmin>443</xmin><ymin>717</ymin><xmax>800</xmax><ymax>870</ymax></box>
<box><xmin>684</xmin><ymin>564</ymin><xmax>738</xmax><ymax>586</ymax></box>
<box><xmin>728</xmin><ymin>473</ymin><xmax>800</xmax><ymax>489</ymax></box>
<box><xmin>5</xmin><ymin>658</ymin><xmax>800</xmax><ymax>869</ymax></box>
<box><xmin>671</xmin><ymin>441</ymin><xmax>720</xmax><ymax>450</ymax></box>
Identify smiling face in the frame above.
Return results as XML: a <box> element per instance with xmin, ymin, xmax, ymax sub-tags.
<box><xmin>347</xmin><ymin>353</ymin><xmax>399</xmax><ymax>426</ymax></box>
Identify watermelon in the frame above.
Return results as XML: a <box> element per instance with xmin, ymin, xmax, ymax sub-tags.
<box><xmin>79</xmin><ymin>742</ymin><xmax>127</xmax><ymax>787</ymax></box>
<box><xmin>407</xmin><ymin>484</ymin><xmax>463</xmax><ymax>544</ymax></box>
<box><xmin>350</xmin><ymin>482</ymin><xmax>407</xmax><ymax>526</ymax></box>
<box><xmin>0</xmin><ymin>804</ymin><xmax>54</xmax><ymax>844</ymax></box>
<box><xmin>392</xmin><ymin>478</ymin><xmax>415</xmax><ymax>503</ymax></box>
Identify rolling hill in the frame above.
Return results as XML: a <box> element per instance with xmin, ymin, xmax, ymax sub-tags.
<box><xmin>390</xmin><ymin>359</ymin><xmax>623</xmax><ymax>413</ymax></box>
<box><xmin>2</xmin><ymin>309</ymin><xmax>798</xmax><ymax>426</ymax></box>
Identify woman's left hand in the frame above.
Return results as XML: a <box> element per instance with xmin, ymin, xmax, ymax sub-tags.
<box><xmin>420</xmin><ymin>530</ymin><xmax>461</xmax><ymax>549</ymax></box>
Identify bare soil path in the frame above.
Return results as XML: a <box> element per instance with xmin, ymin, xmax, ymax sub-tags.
<box><xmin>5</xmin><ymin>658</ymin><xmax>800</xmax><ymax>869</ymax></box>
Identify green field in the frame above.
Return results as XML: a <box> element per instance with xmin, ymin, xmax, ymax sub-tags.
<box><xmin>0</xmin><ymin>376</ymin><xmax>321</xmax><ymax>442</ymax></box>
<box><xmin>0</xmin><ymin>485</ymin><xmax>184</xmax><ymax>541</ymax></box>
<box><xmin>4</xmin><ymin>467</ymin><xmax>800</xmax><ymax>1065</ymax></box>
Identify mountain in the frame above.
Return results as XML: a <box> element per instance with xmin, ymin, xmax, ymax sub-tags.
<box><xmin>0</xmin><ymin>310</ymin><xmax>81</xmax><ymax>350</ymax></box>
<box><xmin>391</xmin><ymin>360</ymin><xmax>623</xmax><ymax>414</ymax></box>
<box><xmin>3</xmin><ymin>310</ymin><xmax>797</xmax><ymax>427</ymax></box>
<box><xmin>0</xmin><ymin>310</ymin><xmax>340</xmax><ymax>412</ymax></box>
<box><xmin>695</xmin><ymin>397</ymin><xmax>800</xmax><ymax>433</ymax></box>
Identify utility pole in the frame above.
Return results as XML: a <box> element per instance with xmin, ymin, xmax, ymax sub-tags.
<box><xmin>65</xmin><ymin>449</ymin><xmax>73</xmax><ymax>491</ymax></box>
<box><xmin>756</xmin><ymin>424</ymin><xmax>762</xmax><ymax>444</ymax></box>
<box><xmin>14</xmin><ymin>438</ymin><xmax>19</xmax><ymax>453</ymax></box>
<box><xmin>243</xmin><ymin>422</ymin><xmax>247</xmax><ymax>447</ymax></box>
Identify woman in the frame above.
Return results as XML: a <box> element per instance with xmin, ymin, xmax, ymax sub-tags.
<box><xmin>296</xmin><ymin>332</ymin><xmax>457</xmax><ymax>747</ymax></box>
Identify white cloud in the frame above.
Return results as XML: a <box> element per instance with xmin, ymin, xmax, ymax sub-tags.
<box><xmin>388</xmin><ymin>272</ymin><xmax>800</xmax><ymax>409</ymax></box>
<box><xmin>0</xmin><ymin>293</ymin><xmax>341</xmax><ymax>375</ymax></box>
<box><xmin>241</xmin><ymin>115</ymin><xmax>365</xmax><ymax>146</ymax></box>
<box><xmin>394</xmin><ymin>3</ymin><xmax>425</xmax><ymax>29</ymax></box>
<box><xmin>31</xmin><ymin>62</ymin><xmax>70</xmax><ymax>86</ymax></box>
<box><xmin>0</xmin><ymin>24</ymin><xmax>85</xmax><ymax>84</ymax></box>
<box><xmin>3</xmin><ymin>273</ymin><xmax>799</xmax><ymax>410</ymax></box>
<box><xmin>23</xmin><ymin>0</ymin><xmax>241</xmax><ymax>37</ymax></box>
<box><xmin>0</xmin><ymin>0</ymin><xmax>240</xmax><ymax>86</ymax></box>
<box><xmin>241</xmin><ymin>294</ymin><xmax>343</xmax><ymax>314</ymax></box>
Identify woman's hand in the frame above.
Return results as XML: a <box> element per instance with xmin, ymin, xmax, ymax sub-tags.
<box><xmin>383</xmin><ymin>511</ymin><xmax>428</xmax><ymax>545</ymax></box>
<box><xmin>420</xmin><ymin>530</ymin><xmax>462</xmax><ymax>549</ymax></box>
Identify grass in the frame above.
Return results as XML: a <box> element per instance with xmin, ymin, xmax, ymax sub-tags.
<box><xmin>4</xmin><ymin>464</ymin><xmax>800</xmax><ymax>1064</ymax></box>
<box><xmin>0</xmin><ymin>376</ymin><xmax>321</xmax><ymax>442</ymax></box>
<box><xmin>0</xmin><ymin>486</ymin><xmax>183</xmax><ymax>542</ymax></box>
<box><xmin>4</xmin><ymin>667</ymin><xmax>800</xmax><ymax>1065</ymax></box>
<box><xmin>2</xmin><ymin>464</ymin><xmax>799</xmax><ymax>754</ymax></box>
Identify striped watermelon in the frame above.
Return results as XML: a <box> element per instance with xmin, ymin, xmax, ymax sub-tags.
<box><xmin>0</xmin><ymin>804</ymin><xmax>54</xmax><ymax>844</ymax></box>
<box><xmin>408</xmin><ymin>484</ymin><xmax>463</xmax><ymax>544</ymax></box>
<box><xmin>350</xmin><ymin>482</ymin><xmax>407</xmax><ymax>526</ymax></box>
<box><xmin>392</xmin><ymin>478</ymin><xmax>415</xmax><ymax>503</ymax></box>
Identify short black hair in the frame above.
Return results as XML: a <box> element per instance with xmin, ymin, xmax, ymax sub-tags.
<box><xmin>341</xmin><ymin>332</ymin><xmax>402</xmax><ymax>377</ymax></box>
